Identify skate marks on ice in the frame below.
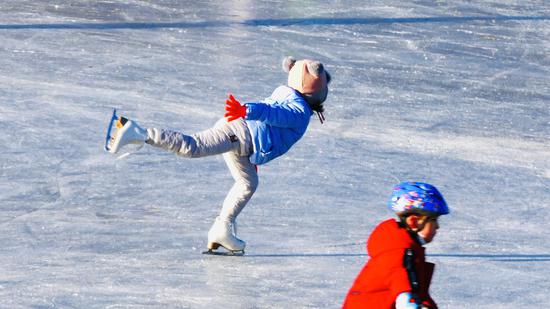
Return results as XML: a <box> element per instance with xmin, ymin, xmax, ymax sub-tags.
<box><xmin>0</xmin><ymin>155</ymin><xmax>92</xmax><ymax>225</ymax></box>
<box><xmin>0</xmin><ymin>15</ymin><xmax>549</xmax><ymax>30</ymax></box>
<box><xmin>429</xmin><ymin>253</ymin><xmax>550</xmax><ymax>262</ymax></box>
<box><xmin>242</xmin><ymin>252</ymin><xmax>366</xmax><ymax>258</ymax></box>
<box><xmin>242</xmin><ymin>252</ymin><xmax>550</xmax><ymax>262</ymax></box>
<box><xmin>341</xmin><ymin>125</ymin><xmax>550</xmax><ymax>178</ymax></box>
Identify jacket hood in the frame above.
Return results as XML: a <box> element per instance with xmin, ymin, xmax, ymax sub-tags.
<box><xmin>367</xmin><ymin>219</ymin><xmax>418</xmax><ymax>258</ymax></box>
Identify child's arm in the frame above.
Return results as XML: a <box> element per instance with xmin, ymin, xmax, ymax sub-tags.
<box><xmin>380</xmin><ymin>249</ymin><xmax>421</xmax><ymax>306</ymax></box>
<box><xmin>245</xmin><ymin>102</ymin><xmax>310</xmax><ymax>128</ymax></box>
<box><xmin>392</xmin><ymin>249</ymin><xmax>437</xmax><ymax>309</ymax></box>
<box><xmin>224</xmin><ymin>94</ymin><xmax>309</xmax><ymax>128</ymax></box>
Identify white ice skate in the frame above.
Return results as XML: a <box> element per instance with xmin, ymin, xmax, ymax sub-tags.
<box><xmin>105</xmin><ymin>110</ymin><xmax>148</xmax><ymax>154</ymax></box>
<box><xmin>204</xmin><ymin>216</ymin><xmax>245</xmax><ymax>255</ymax></box>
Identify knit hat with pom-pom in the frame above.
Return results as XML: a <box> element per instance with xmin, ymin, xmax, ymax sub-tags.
<box><xmin>282</xmin><ymin>56</ymin><xmax>331</xmax><ymax>113</ymax></box>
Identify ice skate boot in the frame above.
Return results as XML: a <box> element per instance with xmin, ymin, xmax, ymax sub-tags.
<box><xmin>106</xmin><ymin>114</ymin><xmax>148</xmax><ymax>154</ymax></box>
<box><xmin>203</xmin><ymin>216</ymin><xmax>245</xmax><ymax>255</ymax></box>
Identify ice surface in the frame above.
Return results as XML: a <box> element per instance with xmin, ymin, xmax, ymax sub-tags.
<box><xmin>0</xmin><ymin>1</ymin><xmax>549</xmax><ymax>308</ymax></box>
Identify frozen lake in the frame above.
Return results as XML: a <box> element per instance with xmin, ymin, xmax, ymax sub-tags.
<box><xmin>0</xmin><ymin>1</ymin><xmax>549</xmax><ymax>308</ymax></box>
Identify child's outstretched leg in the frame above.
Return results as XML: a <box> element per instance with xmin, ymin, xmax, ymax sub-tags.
<box><xmin>147</xmin><ymin>119</ymin><xmax>244</xmax><ymax>158</ymax></box>
<box><xmin>207</xmin><ymin>150</ymin><xmax>258</xmax><ymax>253</ymax></box>
<box><xmin>110</xmin><ymin>116</ymin><xmax>247</xmax><ymax>157</ymax></box>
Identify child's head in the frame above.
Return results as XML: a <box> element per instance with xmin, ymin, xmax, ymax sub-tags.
<box><xmin>282</xmin><ymin>56</ymin><xmax>331</xmax><ymax>112</ymax></box>
<box><xmin>387</xmin><ymin>182</ymin><xmax>449</xmax><ymax>244</ymax></box>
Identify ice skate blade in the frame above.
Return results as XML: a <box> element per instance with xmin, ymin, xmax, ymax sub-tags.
<box><xmin>104</xmin><ymin>108</ymin><xmax>118</xmax><ymax>152</ymax></box>
<box><xmin>202</xmin><ymin>249</ymin><xmax>245</xmax><ymax>256</ymax></box>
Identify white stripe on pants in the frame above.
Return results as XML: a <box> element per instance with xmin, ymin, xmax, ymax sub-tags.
<box><xmin>147</xmin><ymin>118</ymin><xmax>258</xmax><ymax>221</ymax></box>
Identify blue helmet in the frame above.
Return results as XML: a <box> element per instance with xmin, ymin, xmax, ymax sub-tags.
<box><xmin>388</xmin><ymin>182</ymin><xmax>449</xmax><ymax>216</ymax></box>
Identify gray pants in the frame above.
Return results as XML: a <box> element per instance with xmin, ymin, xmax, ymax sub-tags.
<box><xmin>147</xmin><ymin>118</ymin><xmax>258</xmax><ymax>221</ymax></box>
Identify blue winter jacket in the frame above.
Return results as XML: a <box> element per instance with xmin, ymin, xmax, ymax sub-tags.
<box><xmin>245</xmin><ymin>85</ymin><xmax>313</xmax><ymax>165</ymax></box>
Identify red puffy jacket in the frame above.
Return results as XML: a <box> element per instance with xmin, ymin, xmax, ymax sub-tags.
<box><xmin>343</xmin><ymin>219</ymin><xmax>437</xmax><ymax>309</ymax></box>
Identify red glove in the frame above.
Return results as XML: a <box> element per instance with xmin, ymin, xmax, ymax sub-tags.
<box><xmin>224</xmin><ymin>94</ymin><xmax>247</xmax><ymax>122</ymax></box>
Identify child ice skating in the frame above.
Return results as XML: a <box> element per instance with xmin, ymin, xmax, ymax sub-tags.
<box><xmin>106</xmin><ymin>57</ymin><xmax>331</xmax><ymax>255</ymax></box>
<box><xmin>343</xmin><ymin>182</ymin><xmax>449</xmax><ymax>308</ymax></box>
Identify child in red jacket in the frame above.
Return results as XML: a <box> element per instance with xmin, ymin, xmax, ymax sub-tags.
<box><xmin>343</xmin><ymin>182</ymin><xmax>449</xmax><ymax>309</ymax></box>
